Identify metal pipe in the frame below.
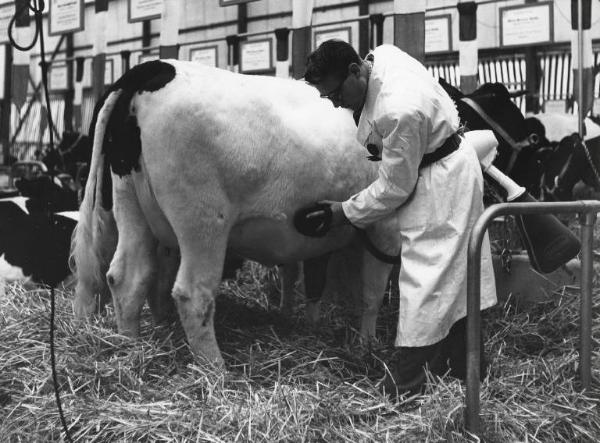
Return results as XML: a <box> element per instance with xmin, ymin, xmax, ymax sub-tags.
<box><xmin>580</xmin><ymin>211</ymin><xmax>596</xmax><ymax>389</ymax></box>
<box><xmin>577</xmin><ymin>0</ymin><xmax>584</xmax><ymax>136</ymax></box>
<box><xmin>466</xmin><ymin>205</ymin><xmax>486</xmax><ymax>434</ymax></box>
<box><xmin>465</xmin><ymin>200</ymin><xmax>600</xmax><ymax>437</ymax></box>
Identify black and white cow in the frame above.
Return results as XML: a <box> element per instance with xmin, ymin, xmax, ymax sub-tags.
<box><xmin>524</xmin><ymin>113</ymin><xmax>600</xmax><ymax>200</ymax></box>
<box><xmin>439</xmin><ymin>79</ymin><xmax>543</xmax><ymax>197</ymax></box>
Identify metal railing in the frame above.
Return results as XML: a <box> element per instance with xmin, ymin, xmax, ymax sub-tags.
<box><xmin>466</xmin><ymin>200</ymin><xmax>600</xmax><ymax>436</ymax></box>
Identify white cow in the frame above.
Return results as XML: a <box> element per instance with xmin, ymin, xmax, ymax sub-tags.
<box><xmin>71</xmin><ymin>60</ymin><xmax>400</xmax><ymax>366</ymax></box>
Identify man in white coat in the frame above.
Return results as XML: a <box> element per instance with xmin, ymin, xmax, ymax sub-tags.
<box><xmin>303</xmin><ymin>40</ymin><xmax>497</xmax><ymax>398</ymax></box>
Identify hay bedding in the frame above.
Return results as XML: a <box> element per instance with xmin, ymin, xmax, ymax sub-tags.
<box><xmin>0</xmin><ymin>260</ymin><xmax>599</xmax><ymax>442</ymax></box>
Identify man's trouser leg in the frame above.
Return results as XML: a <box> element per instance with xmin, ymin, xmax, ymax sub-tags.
<box><xmin>381</xmin><ymin>316</ymin><xmax>488</xmax><ymax>399</ymax></box>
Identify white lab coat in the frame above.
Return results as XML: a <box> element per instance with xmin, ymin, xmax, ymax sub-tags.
<box><xmin>342</xmin><ymin>45</ymin><xmax>497</xmax><ymax>347</ymax></box>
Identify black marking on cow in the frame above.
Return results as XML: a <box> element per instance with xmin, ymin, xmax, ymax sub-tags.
<box><xmin>86</xmin><ymin>60</ymin><xmax>176</xmax><ymax>210</ymax></box>
<box><xmin>106</xmin><ymin>60</ymin><xmax>176</xmax><ymax>176</ymax></box>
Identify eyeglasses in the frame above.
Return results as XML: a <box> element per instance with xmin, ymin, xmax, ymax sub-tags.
<box><xmin>320</xmin><ymin>77</ymin><xmax>347</xmax><ymax>103</ymax></box>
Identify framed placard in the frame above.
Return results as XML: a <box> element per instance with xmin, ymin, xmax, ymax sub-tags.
<box><xmin>500</xmin><ymin>2</ymin><xmax>553</xmax><ymax>47</ymax></box>
<box><xmin>49</xmin><ymin>64</ymin><xmax>69</xmax><ymax>91</ymax></box>
<box><xmin>190</xmin><ymin>46</ymin><xmax>218</xmax><ymax>67</ymax></box>
<box><xmin>0</xmin><ymin>4</ymin><xmax>14</xmax><ymax>44</ymax></box>
<box><xmin>313</xmin><ymin>27</ymin><xmax>351</xmax><ymax>50</ymax></box>
<box><xmin>138</xmin><ymin>52</ymin><xmax>159</xmax><ymax>65</ymax></box>
<box><xmin>49</xmin><ymin>0</ymin><xmax>84</xmax><ymax>36</ymax></box>
<box><xmin>425</xmin><ymin>14</ymin><xmax>452</xmax><ymax>53</ymax></box>
<box><xmin>128</xmin><ymin>0</ymin><xmax>162</xmax><ymax>23</ymax></box>
<box><xmin>219</xmin><ymin>0</ymin><xmax>260</xmax><ymax>6</ymax></box>
<box><xmin>240</xmin><ymin>39</ymin><xmax>272</xmax><ymax>73</ymax></box>
<box><xmin>104</xmin><ymin>59</ymin><xmax>114</xmax><ymax>85</ymax></box>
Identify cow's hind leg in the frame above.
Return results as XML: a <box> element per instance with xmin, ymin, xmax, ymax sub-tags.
<box><xmin>106</xmin><ymin>175</ymin><xmax>158</xmax><ymax>337</ymax></box>
<box><xmin>171</xmin><ymin>231</ymin><xmax>228</xmax><ymax>367</ymax></box>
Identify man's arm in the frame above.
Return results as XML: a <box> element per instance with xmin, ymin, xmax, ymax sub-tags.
<box><xmin>342</xmin><ymin>109</ymin><xmax>427</xmax><ymax>228</ymax></box>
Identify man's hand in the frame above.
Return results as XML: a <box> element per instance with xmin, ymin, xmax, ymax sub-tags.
<box><xmin>306</xmin><ymin>200</ymin><xmax>349</xmax><ymax>228</ymax></box>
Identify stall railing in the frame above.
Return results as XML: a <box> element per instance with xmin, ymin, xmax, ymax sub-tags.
<box><xmin>466</xmin><ymin>200</ymin><xmax>600</xmax><ymax>436</ymax></box>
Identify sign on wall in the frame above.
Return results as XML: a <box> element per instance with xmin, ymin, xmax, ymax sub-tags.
<box><xmin>500</xmin><ymin>2</ymin><xmax>554</xmax><ymax>47</ymax></box>
<box><xmin>240</xmin><ymin>39</ymin><xmax>272</xmax><ymax>73</ymax></box>
<box><xmin>190</xmin><ymin>46</ymin><xmax>218</xmax><ymax>67</ymax></box>
<box><xmin>425</xmin><ymin>15</ymin><xmax>452</xmax><ymax>53</ymax></box>
<box><xmin>219</xmin><ymin>0</ymin><xmax>260</xmax><ymax>6</ymax></box>
<box><xmin>49</xmin><ymin>64</ymin><xmax>69</xmax><ymax>91</ymax></box>
<box><xmin>49</xmin><ymin>0</ymin><xmax>84</xmax><ymax>36</ymax></box>
<box><xmin>0</xmin><ymin>4</ymin><xmax>14</xmax><ymax>44</ymax></box>
<box><xmin>128</xmin><ymin>0</ymin><xmax>163</xmax><ymax>23</ymax></box>
<box><xmin>313</xmin><ymin>27</ymin><xmax>351</xmax><ymax>50</ymax></box>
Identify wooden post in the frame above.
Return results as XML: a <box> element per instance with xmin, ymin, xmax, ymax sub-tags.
<box><xmin>458</xmin><ymin>1</ymin><xmax>478</xmax><ymax>94</ymax></box>
<box><xmin>369</xmin><ymin>14</ymin><xmax>385</xmax><ymax>51</ymax></box>
<box><xmin>142</xmin><ymin>19</ymin><xmax>152</xmax><ymax>57</ymax></box>
<box><xmin>393</xmin><ymin>0</ymin><xmax>425</xmax><ymax>62</ymax></box>
<box><xmin>237</xmin><ymin>2</ymin><xmax>248</xmax><ymax>35</ymax></box>
<box><xmin>63</xmin><ymin>34</ymin><xmax>74</xmax><ymax>132</ymax></box>
<box><xmin>120</xmin><ymin>50</ymin><xmax>131</xmax><ymax>74</ymax></box>
<box><xmin>524</xmin><ymin>47</ymin><xmax>541</xmax><ymax>113</ymax></box>
<box><xmin>571</xmin><ymin>0</ymin><xmax>593</xmax><ymax>116</ymax></box>
<box><xmin>275</xmin><ymin>28</ymin><xmax>291</xmax><ymax>78</ymax></box>
<box><xmin>159</xmin><ymin>0</ymin><xmax>180</xmax><ymax>59</ymax></box>
<box><xmin>1</xmin><ymin>44</ymin><xmax>13</xmax><ymax>164</ymax></box>
<box><xmin>92</xmin><ymin>0</ymin><xmax>108</xmax><ymax>103</ymax></box>
<box><xmin>226</xmin><ymin>35</ymin><xmax>240</xmax><ymax>72</ymax></box>
<box><xmin>291</xmin><ymin>0</ymin><xmax>315</xmax><ymax>79</ymax></box>
<box><xmin>12</xmin><ymin>0</ymin><xmax>30</xmax><ymax>111</ymax></box>
<box><xmin>73</xmin><ymin>56</ymin><xmax>84</xmax><ymax>132</ymax></box>
<box><xmin>358</xmin><ymin>0</ymin><xmax>369</xmax><ymax>57</ymax></box>
<box><xmin>524</xmin><ymin>0</ymin><xmax>541</xmax><ymax>113</ymax></box>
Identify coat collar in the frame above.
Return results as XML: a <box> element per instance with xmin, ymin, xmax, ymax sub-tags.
<box><xmin>356</xmin><ymin>57</ymin><xmax>380</xmax><ymax>145</ymax></box>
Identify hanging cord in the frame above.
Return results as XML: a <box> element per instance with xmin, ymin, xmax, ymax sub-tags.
<box><xmin>8</xmin><ymin>2</ymin><xmax>72</xmax><ymax>442</ymax></box>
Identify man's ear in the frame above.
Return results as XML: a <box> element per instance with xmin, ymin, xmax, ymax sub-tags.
<box><xmin>348</xmin><ymin>62</ymin><xmax>361</xmax><ymax>76</ymax></box>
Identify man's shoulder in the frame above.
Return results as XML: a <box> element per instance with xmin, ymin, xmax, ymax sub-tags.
<box><xmin>373</xmin><ymin>45</ymin><xmax>424</xmax><ymax>70</ymax></box>
<box><xmin>373</xmin><ymin>45</ymin><xmax>405</xmax><ymax>57</ymax></box>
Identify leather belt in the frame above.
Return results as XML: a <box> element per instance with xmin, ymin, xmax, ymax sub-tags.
<box><xmin>420</xmin><ymin>131</ymin><xmax>462</xmax><ymax>169</ymax></box>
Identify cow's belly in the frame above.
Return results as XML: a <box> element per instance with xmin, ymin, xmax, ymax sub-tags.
<box><xmin>229</xmin><ymin>217</ymin><xmax>355</xmax><ymax>266</ymax></box>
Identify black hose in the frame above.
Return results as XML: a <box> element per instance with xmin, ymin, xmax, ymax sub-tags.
<box><xmin>8</xmin><ymin>2</ymin><xmax>73</xmax><ymax>442</ymax></box>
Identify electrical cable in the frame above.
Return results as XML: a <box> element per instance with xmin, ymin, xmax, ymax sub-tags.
<box><xmin>8</xmin><ymin>1</ymin><xmax>73</xmax><ymax>442</ymax></box>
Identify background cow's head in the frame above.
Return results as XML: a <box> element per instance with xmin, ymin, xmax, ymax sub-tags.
<box><xmin>439</xmin><ymin>79</ymin><xmax>544</xmax><ymax>196</ymax></box>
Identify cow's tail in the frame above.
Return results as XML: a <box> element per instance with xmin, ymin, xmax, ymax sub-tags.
<box><xmin>70</xmin><ymin>91</ymin><xmax>122</xmax><ymax>317</ymax></box>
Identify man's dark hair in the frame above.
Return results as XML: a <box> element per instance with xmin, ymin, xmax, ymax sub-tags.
<box><xmin>304</xmin><ymin>39</ymin><xmax>361</xmax><ymax>84</ymax></box>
